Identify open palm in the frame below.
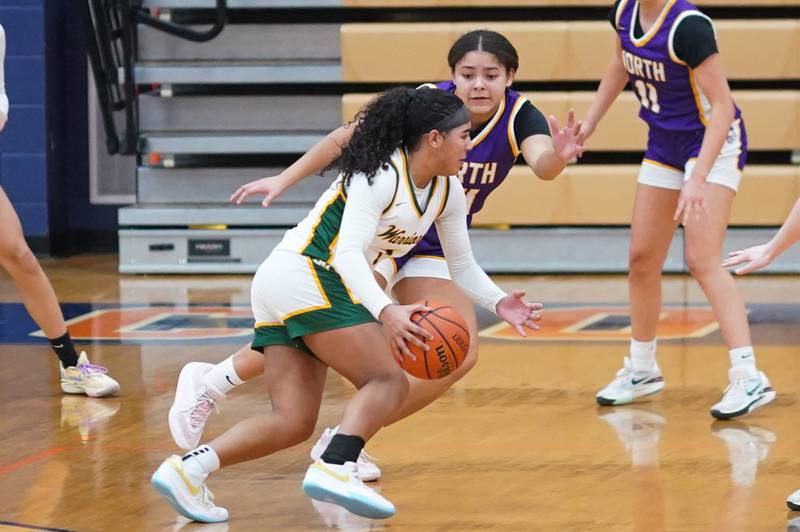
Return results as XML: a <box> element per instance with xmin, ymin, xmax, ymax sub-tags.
<box><xmin>721</xmin><ymin>244</ymin><xmax>774</xmax><ymax>275</ymax></box>
<box><xmin>496</xmin><ymin>290</ymin><xmax>543</xmax><ymax>337</ymax></box>
<box><xmin>548</xmin><ymin>109</ymin><xmax>586</xmax><ymax>162</ymax></box>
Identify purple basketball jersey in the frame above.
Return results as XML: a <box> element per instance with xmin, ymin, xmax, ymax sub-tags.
<box><xmin>397</xmin><ymin>82</ymin><xmax>527</xmax><ymax>263</ymax></box>
<box><xmin>616</xmin><ymin>0</ymin><xmax>741</xmax><ymax>131</ymax></box>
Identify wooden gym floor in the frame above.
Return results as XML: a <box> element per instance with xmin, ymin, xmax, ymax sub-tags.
<box><xmin>1</xmin><ymin>254</ymin><xmax>799</xmax><ymax>531</ymax></box>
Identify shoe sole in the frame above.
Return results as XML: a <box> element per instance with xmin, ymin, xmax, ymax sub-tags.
<box><xmin>302</xmin><ymin>472</ymin><xmax>394</xmax><ymax>519</ymax></box>
<box><xmin>710</xmin><ymin>389</ymin><xmax>776</xmax><ymax>420</ymax></box>
<box><xmin>168</xmin><ymin>362</ymin><xmax>214</xmax><ymax>450</ymax></box>
<box><xmin>356</xmin><ymin>468</ymin><xmax>381</xmax><ymax>482</ymax></box>
<box><xmin>596</xmin><ymin>382</ymin><xmax>665</xmax><ymax>406</ymax></box>
<box><xmin>61</xmin><ymin>382</ymin><xmax>120</xmax><ymax>398</ymax></box>
<box><xmin>150</xmin><ymin>465</ymin><xmax>228</xmax><ymax>523</ymax></box>
<box><xmin>789</xmin><ymin>499</ymin><xmax>800</xmax><ymax>511</ymax></box>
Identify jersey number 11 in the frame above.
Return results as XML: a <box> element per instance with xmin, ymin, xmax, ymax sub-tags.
<box><xmin>634</xmin><ymin>80</ymin><xmax>660</xmax><ymax>113</ymax></box>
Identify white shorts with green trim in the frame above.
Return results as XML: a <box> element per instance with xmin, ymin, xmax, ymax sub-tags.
<box><xmin>250</xmin><ymin>250</ymin><xmax>376</xmax><ymax>353</ymax></box>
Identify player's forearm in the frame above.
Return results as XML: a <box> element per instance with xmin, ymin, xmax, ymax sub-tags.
<box><xmin>583</xmin><ymin>58</ymin><xmax>628</xmax><ymax>128</ymax></box>
<box><xmin>531</xmin><ymin>148</ymin><xmax>566</xmax><ymax>181</ymax></box>
<box><xmin>688</xmin><ymin>98</ymin><xmax>735</xmax><ymax>183</ymax></box>
<box><xmin>333</xmin><ymin>249</ymin><xmax>393</xmax><ymax>319</ymax></box>
<box><xmin>766</xmin><ymin>199</ymin><xmax>800</xmax><ymax>259</ymax></box>
<box><xmin>279</xmin><ymin>125</ymin><xmax>354</xmax><ymax>186</ymax></box>
<box><xmin>436</xmin><ymin>214</ymin><xmax>506</xmax><ymax>314</ymax></box>
<box><xmin>449</xmin><ymin>259</ymin><xmax>506</xmax><ymax>314</ymax></box>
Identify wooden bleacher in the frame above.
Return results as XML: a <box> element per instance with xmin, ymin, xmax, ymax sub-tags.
<box><xmin>121</xmin><ymin>1</ymin><xmax>800</xmax><ymax>273</ymax></box>
<box><xmin>468</xmin><ymin>165</ymin><xmax>800</xmax><ymax>226</ymax></box>
<box><xmin>341</xmin><ymin>19</ymin><xmax>799</xmax><ymax>228</ymax></box>
<box><xmin>341</xmin><ymin>20</ymin><xmax>800</xmax><ymax>82</ymax></box>
<box><xmin>343</xmin><ymin>91</ymin><xmax>800</xmax><ymax>151</ymax></box>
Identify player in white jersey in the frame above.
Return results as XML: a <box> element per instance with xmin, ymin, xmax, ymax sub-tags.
<box><xmin>167</xmin><ymin>31</ymin><xmax>582</xmax><ymax>483</ymax></box>
<box><xmin>151</xmin><ymin>87</ymin><xmax>542</xmax><ymax>522</ymax></box>
<box><xmin>0</xmin><ymin>24</ymin><xmax>118</xmax><ymax>397</ymax></box>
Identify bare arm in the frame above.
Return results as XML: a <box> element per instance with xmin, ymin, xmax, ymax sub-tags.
<box><xmin>576</xmin><ymin>38</ymin><xmax>629</xmax><ymax>144</ymax></box>
<box><xmin>673</xmin><ymin>53</ymin><xmax>736</xmax><ymax>222</ymax></box>
<box><xmin>230</xmin><ymin>124</ymin><xmax>355</xmax><ymax>206</ymax></box>
<box><xmin>685</xmin><ymin>54</ymin><xmax>735</xmax><ymax>184</ymax></box>
<box><xmin>520</xmin><ymin>110</ymin><xmax>585</xmax><ymax>181</ymax></box>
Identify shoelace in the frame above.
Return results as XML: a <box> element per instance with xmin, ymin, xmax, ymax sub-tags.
<box><xmin>346</xmin><ymin>463</ymin><xmax>370</xmax><ymax>488</ymax></box>
<box><xmin>185</xmin><ymin>387</ymin><xmax>218</xmax><ymax>429</ymax></box>
<box><xmin>723</xmin><ymin>376</ymin><xmax>752</xmax><ymax>397</ymax></box>
<box><xmin>358</xmin><ymin>449</ymin><xmax>378</xmax><ymax>465</ymax></box>
<box><xmin>613</xmin><ymin>360</ymin><xmax>634</xmax><ymax>383</ymax></box>
<box><xmin>76</xmin><ymin>362</ymin><xmax>109</xmax><ymax>376</ymax></box>
<box><xmin>201</xmin><ymin>484</ymin><xmax>217</xmax><ymax>507</ymax></box>
<box><xmin>614</xmin><ymin>358</ymin><xmax>656</xmax><ymax>385</ymax></box>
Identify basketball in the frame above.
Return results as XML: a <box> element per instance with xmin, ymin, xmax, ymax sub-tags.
<box><xmin>399</xmin><ymin>300</ymin><xmax>470</xmax><ymax>380</ymax></box>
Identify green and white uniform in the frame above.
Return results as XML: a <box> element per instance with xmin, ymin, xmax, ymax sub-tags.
<box><xmin>251</xmin><ymin>147</ymin><xmax>506</xmax><ymax>353</ymax></box>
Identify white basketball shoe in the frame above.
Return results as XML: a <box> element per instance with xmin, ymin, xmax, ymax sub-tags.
<box><xmin>596</xmin><ymin>357</ymin><xmax>665</xmax><ymax>406</ymax></box>
<box><xmin>310</xmin><ymin>426</ymin><xmax>381</xmax><ymax>482</ymax></box>
<box><xmin>302</xmin><ymin>460</ymin><xmax>395</xmax><ymax>519</ymax></box>
<box><xmin>169</xmin><ymin>362</ymin><xmax>221</xmax><ymax>450</ymax></box>
<box><xmin>151</xmin><ymin>455</ymin><xmax>228</xmax><ymax>523</ymax></box>
<box><xmin>710</xmin><ymin>367</ymin><xmax>775</xmax><ymax>420</ymax></box>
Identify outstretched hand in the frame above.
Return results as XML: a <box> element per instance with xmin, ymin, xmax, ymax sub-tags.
<box><xmin>548</xmin><ymin>109</ymin><xmax>586</xmax><ymax>163</ymax></box>
<box><xmin>721</xmin><ymin>243</ymin><xmax>774</xmax><ymax>275</ymax></box>
<box><xmin>496</xmin><ymin>290</ymin><xmax>543</xmax><ymax>337</ymax></box>
<box><xmin>229</xmin><ymin>175</ymin><xmax>290</xmax><ymax>208</ymax></box>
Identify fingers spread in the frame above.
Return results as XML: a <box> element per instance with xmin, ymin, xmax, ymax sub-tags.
<box><xmin>547</xmin><ymin>115</ymin><xmax>560</xmax><ymax>135</ymax></box>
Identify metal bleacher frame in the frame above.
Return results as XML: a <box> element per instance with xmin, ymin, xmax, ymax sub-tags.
<box><xmin>105</xmin><ymin>0</ymin><xmax>800</xmax><ymax>274</ymax></box>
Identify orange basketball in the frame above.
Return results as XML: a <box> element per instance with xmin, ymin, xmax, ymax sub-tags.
<box><xmin>399</xmin><ymin>300</ymin><xmax>470</xmax><ymax>380</ymax></box>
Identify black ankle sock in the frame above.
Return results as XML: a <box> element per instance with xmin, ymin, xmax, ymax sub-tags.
<box><xmin>49</xmin><ymin>332</ymin><xmax>79</xmax><ymax>368</ymax></box>
<box><xmin>320</xmin><ymin>434</ymin><xmax>365</xmax><ymax>465</ymax></box>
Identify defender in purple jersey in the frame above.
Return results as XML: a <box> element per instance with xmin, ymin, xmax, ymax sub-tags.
<box><xmin>167</xmin><ymin>30</ymin><xmax>584</xmax><ymax>482</ymax></box>
<box><xmin>578</xmin><ymin>0</ymin><xmax>774</xmax><ymax>420</ymax></box>
<box><xmin>374</xmin><ymin>80</ymin><xmax>545</xmax><ymax>273</ymax></box>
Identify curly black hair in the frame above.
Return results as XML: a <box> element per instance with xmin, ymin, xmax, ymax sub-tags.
<box><xmin>448</xmin><ymin>29</ymin><xmax>519</xmax><ymax>74</ymax></box>
<box><xmin>329</xmin><ymin>87</ymin><xmax>466</xmax><ymax>185</ymax></box>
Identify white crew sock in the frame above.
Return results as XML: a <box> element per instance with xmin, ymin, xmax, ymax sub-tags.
<box><xmin>729</xmin><ymin>346</ymin><xmax>757</xmax><ymax>373</ymax></box>
<box><xmin>182</xmin><ymin>444</ymin><xmax>220</xmax><ymax>481</ymax></box>
<box><xmin>630</xmin><ymin>339</ymin><xmax>657</xmax><ymax>372</ymax></box>
<box><xmin>202</xmin><ymin>355</ymin><xmax>245</xmax><ymax>395</ymax></box>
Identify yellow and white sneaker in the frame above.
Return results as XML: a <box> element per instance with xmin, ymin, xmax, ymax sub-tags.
<box><xmin>151</xmin><ymin>455</ymin><xmax>229</xmax><ymax>523</ymax></box>
<box><xmin>310</xmin><ymin>426</ymin><xmax>381</xmax><ymax>482</ymax></box>
<box><xmin>302</xmin><ymin>460</ymin><xmax>395</xmax><ymax>519</ymax></box>
<box><xmin>59</xmin><ymin>352</ymin><xmax>120</xmax><ymax>397</ymax></box>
